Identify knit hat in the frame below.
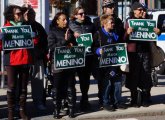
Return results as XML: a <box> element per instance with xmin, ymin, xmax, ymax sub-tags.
<box><xmin>131</xmin><ymin>2</ymin><xmax>143</xmax><ymax>10</ymax></box>
<box><xmin>141</xmin><ymin>3</ymin><xmax>148</xmax><ymax>10</ymax></box>
<box><xmin>102</xmin><ymin>0</ymin><xmax>115</xmax><ymax>7</ymax></box>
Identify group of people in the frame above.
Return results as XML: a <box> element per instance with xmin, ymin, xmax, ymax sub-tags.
<box><xmin>0</xmin><ymin>0</ymin><xmax>163</xmax><ymax>120</ymax></box>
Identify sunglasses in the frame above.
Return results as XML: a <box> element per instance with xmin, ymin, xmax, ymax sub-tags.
<box><xmin>107</xmin><ymin>5</ymin><xmax>115</xmax><ymax>9</ymax></box>
<box><xmin>77</xmin><ymin>12</ymin><xmax>85</xmax><ymax>16</ymax></box>
<box><xmin>15</xmin><ymin>12</ymin><xmax>22</xmax><ymax>16</ymax></box>
<box><xmin>136</xmin><ymin>8</ymin><xmax>143</xmax><ymax>11</ymax></box>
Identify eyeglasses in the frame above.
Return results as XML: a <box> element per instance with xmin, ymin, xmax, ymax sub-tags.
<box><xmin>136</xmin><ymin>8</ymin><xmax>143</xmax><ymax>11</ymax></box>
<box><xmin>77</xmin><ymin>12</ymin><xmax>85</xmax><ymax>16</ymax></box>
<box><xmin>15</xmin><ymin>12</ymin><xmax>22</xmax><ymax>16</ymax></box>
<box><xmin>107</xmin><ymin>5</ymin><xmax>115</xmax><ymax>9</ymax></box>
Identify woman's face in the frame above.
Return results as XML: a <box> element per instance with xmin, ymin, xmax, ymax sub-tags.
<box><xmin>14</xmin><ymin>8</ymin><xmax>22</xmax><ymax>22</ymax></box>
<box><xmin>104</xmin><ymin>19</ymin><xmax>115</xmax><ymax>31</ymax></box>
<box><xmin>75</xmin><ymin>9</ymin><xmax>85</xmax><ymax>21</ymax></box>
<box><xmin>142</xmin><ymin>10</ymin><xmax>147</xmax><ymax>18</ymax></box>
<box><xmin>57</xmin><ymin>14</ymin><xmax>67</xmax><ymax>28</ymax></box>
<box><xmin>133</xmin><ymin>7</ymin><xmax>143</xmax><ymax>18</ymax></box>
<box><xmin>103</xmin><ymin>5</ymin><xmax>115</xmax><ymax>15</ymax></box>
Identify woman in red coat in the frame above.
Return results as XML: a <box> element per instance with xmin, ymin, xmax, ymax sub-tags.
<box><xmin>2</xmin><ymin>5</ymin><xmax>33</xmax><ymax>120</ymax></box>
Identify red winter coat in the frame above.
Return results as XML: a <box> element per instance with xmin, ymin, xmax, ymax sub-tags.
<box><xmin>1</xmin><ymin>21</ymin><xmax>33</xmax><ymax>66</ymax></box>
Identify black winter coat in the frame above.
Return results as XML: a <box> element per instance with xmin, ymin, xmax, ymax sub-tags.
<box><xmin>47</xmin><ymin>26</ymin><xmax>77</xmax><ymax>73</ymax></box>
<box><xmin>69</xmin><ymin>17</ymin><xmax>96</xmax><ymax>70</ymax></box>
<box><xmin>91</xmin><ymin>28</ymin><xmax>122</xmax><ymax>80</ymax></box>
<box><xmin>124</xmin><ymin>17</ymin><xmax>153</xmax><ymax>90</ymax></box>
<box><xmin>25</xmin><ymin>21</ymin><xmax>48</xmax><ymax>61</ymax></box>
<box><xmin>48</xmin><ymin>27</ymin><xmax>76</xmax><ymax>52</ymax></box>
<box><xmin>48</xmin><ymin>27</ymin><xmax>77</xmax><ymax>62</ymax></box>
<box><xmin>69</xmin><ymin>17</ymin><xmax>95</xmax><ymax>35</ymax></box>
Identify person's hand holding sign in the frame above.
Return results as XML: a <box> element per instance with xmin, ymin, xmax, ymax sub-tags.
<box><xmin>74</xmin><ymin>32</ymin><xmax>80</xmax><ymax>38</ymax></box>
<box><xmin>127</xmin><ymin>27</ymin><xmax>133</xmax><ymax>35</ymax></box>
<box><xmin>153</xmin><ymin>28</ymin><xmax>161</xmax><ymax>35</ymax></box>
<box><xmin>99</xmin><ymin>49</ymin><xmax>103</xmax><ymax>55</ymax></box>
<box><xmin>65</xmin><ymin>29</ymin><xmax>73</xmax><ymax>48</ymax></box>
<box><xmin>65</xmin><ymin>28</ymin><xmax>69</xmax><ymax>40</ymax></box>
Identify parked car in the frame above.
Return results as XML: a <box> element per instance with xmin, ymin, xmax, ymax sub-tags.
<box><xmin>148</xmin><ymin>10</ymin><xmax>165</xmax><ymax>86</ymax></box>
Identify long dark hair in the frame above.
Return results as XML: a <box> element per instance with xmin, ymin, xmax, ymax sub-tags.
<box><xmin>49</xmin><ymin>12</ymin><xmax>66</xmax><ymax>29</ymax></box>
<box><xmin>4</xmin><ymin>5</ymin><xmax>22</xmax><ymax>22</ymax></box>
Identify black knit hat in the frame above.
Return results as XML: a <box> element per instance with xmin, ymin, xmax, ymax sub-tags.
<box><xmin>131</xmin><ymin>2</ymin><xmax>143</xmax><ymax>10</ymax></box>
<box><xmin>102</xmin><ymin>0</ymin><xmax>115</xmax><ymax>7</ymax></box>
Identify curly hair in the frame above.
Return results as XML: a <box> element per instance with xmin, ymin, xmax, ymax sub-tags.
<box><xmin>4</xmin><ymin>5</ymin><xmax>22</xmax><ymax>22</ymax></box>
<box><xmin>49</xmin><ymin>12</ymin><xmax>66</xmax><ymax>29</ymax></box>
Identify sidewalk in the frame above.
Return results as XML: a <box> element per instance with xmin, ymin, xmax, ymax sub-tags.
<box><xmin>0</xmin><ymin>76</ymin><xmax>165</xmax><ymax>120</ymax></box>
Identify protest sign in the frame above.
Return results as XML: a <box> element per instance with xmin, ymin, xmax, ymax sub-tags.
<box><xmin>54</xmin><ymin>46</ymin><xmax>85</xmax><ymax>70</ymax></box>
<box><xmin>76</xmin><ymin>33</ymin><xmax>93</xmax><ymax>54</ymax></box>
<box><xmin>100</xmin><ymin>43</ymin><xmax>128</xmax><ymax>67</ymax></box>
<box><xmin>128</xmin><ymin>19</ymin><xmax>157</xmax><ymax>41</ymax></box>
<box><xmin>1</xmin><ymin>25</ymin><xmax>33</xmax><ymax>50</ymax></box>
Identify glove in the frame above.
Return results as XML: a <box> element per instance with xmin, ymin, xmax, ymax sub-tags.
<box><xmin>31</xmin><ymin>32</ymin><xmax>36</xmax><ymax>38</ymax></box>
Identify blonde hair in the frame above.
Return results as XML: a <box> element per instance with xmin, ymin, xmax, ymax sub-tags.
<box><xmin>100</xmin><ymin>14</ymin><xmax>114</xmax><ymax>27</ymax></box>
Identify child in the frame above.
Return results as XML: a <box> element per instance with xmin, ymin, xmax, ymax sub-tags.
<box><xmin>92</xmin><ymin>14</ymin><xmax>126</xmax><ymax>111</ymax></box>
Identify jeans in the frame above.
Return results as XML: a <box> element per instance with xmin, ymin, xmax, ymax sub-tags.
<box><xmin>103</xmin><ymin>78</ymin><xmax>122</xmax><ymax>106</ymax></box>
<box><xmin>114</xmin><ymin>81</ymin><xmax>122</xmax><ymax>105</ymax></box>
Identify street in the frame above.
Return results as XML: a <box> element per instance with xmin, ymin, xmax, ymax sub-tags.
<box><xmin>0</xmin><ymin>76</ymin><xmax>165</xmax><ymax>120</ymax></box>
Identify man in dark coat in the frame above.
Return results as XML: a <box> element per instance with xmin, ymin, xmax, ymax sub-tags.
<box><xmin>23</xmin><ymin>7</ymin><xmax>48</xmax><ymax>110</ymax></box>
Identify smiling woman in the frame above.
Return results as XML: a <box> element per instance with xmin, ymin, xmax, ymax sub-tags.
<box><xmin>124</xmin><ymin>1</ymin><xmax>159</xmax><ymax>108</ymax></box>
<box><xmin>2</xmin><ymin>4</ymin><xmax>33</xmax><ymax>120</ymax></box>
<box><xmin>48</xmin><ymin>12</ymin><xmax>77</xmax><ymax>118</ymax></box>
<box><xmin>69</xmin><ymin>6</ymin><xmax>96</xmax><ymax>111</ymax></box>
